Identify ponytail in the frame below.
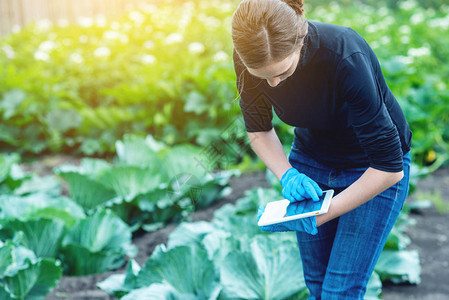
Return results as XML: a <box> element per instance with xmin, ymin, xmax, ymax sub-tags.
<box><xmin>282</xmin><ymin>0</ymin><xmax>305</xmax><ymax>16</ymax></box>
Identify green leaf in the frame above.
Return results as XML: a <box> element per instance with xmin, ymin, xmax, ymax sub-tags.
<box><xmin>374</xmin><ymin>250</ymin><xmax>421</xmax><ymax>284</ymax></box>
<box><xmin>96</xmin><ymin>259</ymin><xmax>141</xmax><ymax>296</ymax></box>
<box><xmin>56</xmin><ymin>171</ymin><xmax>117</xmax><ymax>211</ymax></box>
<box><xmin>96</xmin><ymin>274</ymin><xmax>126</xmax><ymax>296</ymax></box>
<box><xmin>0</xmin><ymin>242</ymin><xmax>14</xmax><ymax>277</ymax></box>
<box><xmin>0</xmin><ymin>218</ymin><xmax>65</xmax><ymax>258</ymax></box>
<box><xmin>167</xmin><ymin>221</ymin><xmax>216</xmax><ymax>249</ymax></box>
<box><xmin>365</xmin><ymin>271</ymin><xmax>382</xmax><ymax>299</ymax></box>
<box><xmin>0</xmin><ymin>89</ymin><xmax>26</xmax><ymax>120</ymax></box>
<box><xmin>160</xmin><ymin>144</ymin><xmax>207</xmax><ymax>181</ymax></box>
<box><xmin>3</xmin><ymin>242</ymin><xmax>38</xmax><ymax>278</ymax></box>
<box><xmin>0</xmin><ymin>240</ymin><xmax>62</xmax><ymax>299</ymax></box>
<box><xmin>45</xmin><ymin>109</ymin><xmax>82</xmax><ymax>132</ymax></box>
<box><xmin>202</xmin><ymin>229</ymin><xmax>239</xmax><ymax>264</ymax></box>
<box><xmin>79</xmin><ymin>158</ymin><xmax>112</xmax><ymax>177</ymax></box>
<box><xmin>121</xmin><ymin>283</ymin><xmax>198</xmax><ymax>300</ymax></box>
<box><xmin>61</xmin><ymin>209</ymin><xmax>136</xmax><ymax>275</ymax></box>
<box><xmin>13</xmin><ymin>175</ymin><xmax>61</xmax><ymax>197</ymax></box>
<box><xmin>98</xmin><ymin>166</ymin><xmax>161</xmax><ymax>200</ymax></box>
<box><xmin>62</xmin><ymin>209</ymin><xmax>135</xmax><ymax>254</ymax></box>
<box><xmin>115</xmin><ymin>135</ymin><xmax>162</xmax><ymax>167</ymax></box>
<box><xmin>136</xmin><ymin>244</ymin><xmax>221</xmax><ymax>298</ymax></box>
<box><xmin>184</xmin><ymin>91</ymin><xmax>208</xmax><ymax>115</ymax></box>
<box><xmin>384</xmin><ymin>227</ymin><xmax>411</xmax><ymax>250</ymax></box>
<box><xmin>0</xmin><ymin>194</ymin><xmax>85</xmax><ymax>224</ymax></box>
<box><xmin>219</xmin><ymin>235</ymin><xmax>306</xmax><ymax>300</ymax></box>
<box><xmin>26</xmin><ymin>207</ymin><xmax>81</xmax><ymax>229</ymax></box>
<box><xmin>3</xmin><ymin>258</ymin><xmax>62</xmax><ymax>300</ymax></box>
<box><xmin>0</xmin><ymin>153</ymin><xmax>20</xmax><ymax>184</ymax></box>
<box><xmin>61</xmin><ymin>244</ymin><xmax>125</xmax><ymax>276</ymax></box>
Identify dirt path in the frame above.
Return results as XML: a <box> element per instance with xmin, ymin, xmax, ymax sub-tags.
<box><xmin>381</xmin><ymin>167</ymin><xmax>449</xmax><ymax>300</ymax></box>
<box><xmin>40</xmin><ymin>166</ymin><xmax>449</xmax><ymax>299</ymax></box>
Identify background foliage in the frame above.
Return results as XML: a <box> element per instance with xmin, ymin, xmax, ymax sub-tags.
<box><xmin>0</xmin><ymin>0</ymin><xmax>448</xmax><ymax>170</ymax></box>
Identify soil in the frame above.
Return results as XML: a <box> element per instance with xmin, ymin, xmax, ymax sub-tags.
<box><xmin>18</xmin><ymin>156</ymin><xmax>449</xmax><ymax>300</ymax></box>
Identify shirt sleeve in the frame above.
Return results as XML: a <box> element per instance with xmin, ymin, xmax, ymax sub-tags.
<box><xmin>233</xmin><ymin>49</ymin><xmax>274</xmax><ymax>132</ymax></box>
<box><xmin>337</xmin><ymin>52</ymin><xmax>404</xmax><ymax>172</ymax></box>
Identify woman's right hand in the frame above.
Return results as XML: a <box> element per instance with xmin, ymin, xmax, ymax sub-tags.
<box><xmin>280</xmin><ymin>168</ymin><xmax>323</xmax><ymax>202</ymax></box>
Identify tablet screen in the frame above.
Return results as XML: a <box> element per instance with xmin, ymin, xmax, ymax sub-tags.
<box><xmin>283</xmin><ymin>191</ymin><xmax>327</xmax><ymax>217</ymax></box>
<box><xmin>258</xmin><ymin>189</ymin><xmax>334</xmax><ymax>226</ymax></box>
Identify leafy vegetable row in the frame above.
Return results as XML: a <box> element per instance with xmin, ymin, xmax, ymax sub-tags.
<box><xmin>98</xmin><ymin>183</ymin><xmax>421</xmax><ymax>299</ymax></box>
<box><xmin>0</xmin><ymin>134</ymin><xmax>239</xmax><ymax>298</ymax></box>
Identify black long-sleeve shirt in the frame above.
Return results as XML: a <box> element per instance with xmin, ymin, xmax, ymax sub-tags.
<box><xmin>233</xmin><ymin>21</ymin><xmax>412</xmax><ymax>172</ymax></box>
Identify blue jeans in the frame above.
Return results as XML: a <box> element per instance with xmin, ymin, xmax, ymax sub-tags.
<box><xmin>288</xmin><ymin>146</ymin><xmax>411</xmax><ymax>300</ymax></box>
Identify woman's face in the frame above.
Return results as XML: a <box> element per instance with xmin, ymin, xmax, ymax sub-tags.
<box><xmin>247</xmin><ymin>50</ymin><xmax>301</xmax><ymax>87</ymax></box>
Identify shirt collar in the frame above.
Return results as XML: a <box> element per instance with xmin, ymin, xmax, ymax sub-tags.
<box><xmin>297</xmin><ymin>21</ymin><xmax>320</xmax><ymax>69</ymax></box>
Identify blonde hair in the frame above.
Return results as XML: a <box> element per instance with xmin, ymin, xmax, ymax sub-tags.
<box><xmin>231</xmin><ymin>0</ymin><xmax>308</xmax><ymax>98</ymax></box>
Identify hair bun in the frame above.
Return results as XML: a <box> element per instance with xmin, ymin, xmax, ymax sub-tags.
<box><xmin>282</xmin><ymin>0</ymin><xmax>305</xmax><ymax>16</ymax></box>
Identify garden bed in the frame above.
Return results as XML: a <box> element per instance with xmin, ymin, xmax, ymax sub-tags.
<box><xmin>21</xmin><ymin>157</ymin><xmax>449</xmax><ymax>300</ymax></box>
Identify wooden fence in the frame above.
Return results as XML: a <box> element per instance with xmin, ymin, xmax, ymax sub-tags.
<box><xmin>0</xmin><ymin>0</ymin><xmax>155</xmax><ymax>37</ymax></box>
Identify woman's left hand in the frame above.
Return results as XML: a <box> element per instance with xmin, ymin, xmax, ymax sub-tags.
<box><xmin>257</xmin><ymin>199</ymin><xmax>322</xmax><ymax>235</ymax></box>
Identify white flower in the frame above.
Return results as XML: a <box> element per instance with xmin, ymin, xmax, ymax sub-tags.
<box><xmin>70</xmin><ymin>53</ymin><xmax>84</xmax><ymax>64</ymax></box>
<box><xmin>122</xmin><ymin>22</ymin><xmax>133</xmax><ymax>31</ymax></box>
<box><xmin>400</xmin><ymin>36</ymin><xmax>410</xmax><ymax>44</ymax></box>
<box><xmin>383</xmin><ymin>16</ymin><xmax>395</xmax><ymax>26</ymax></box>
<box><xmin>399</xmin><ymin>0</ymin><xmax>417</xmax><ymax>10</ymax></box>
<box><xmin>36</xmin><ymin>19</ymin><xmax>52</xmax><ymax>31</ymax></box>
<box><xmin>34</xmin><ymin>51</ymin><xmax>50</xmax><ymax>61</ymax></box>
<box><xmin>58</xmin><ymin>19</ymin><xmax>69</xmax><ymax>27</ymax></box>
<box><xmin>396</xmin><ymin>55</ymin><xmax>413</xmax><ymax>65</ymax></box>
<box><xmin>370</xmin><ymin>41</ymin><xmax>379</xmax><ymax>49</ymax></box>
<box><xmin>145</xmin><ymin>25</ymin><xmax>153</xmax><ymax>33</ymax></box>
<box><xmin>94</xmin><ymin>46</ymin><xmax>111</xmax><ymax>57</ymax></box>
<box><xmin>79</xmin><ymin>35</ymin><xmax>89</xmax><ymax>44</ymax></box>
<box><xmin>188</xmin><ymin>42</ymin><xmax>205</xmax><ymax>54</ymax></box>
<box><xmin>429</xmin><ymin>16</ymin><xmax>449</xmax><ymax>29</ymax></box>
<box><xmin>62</xmin><ymin>38</ymin><xmax>72</xmax><ymax>46</ymax></box>
<box><xmin>164</xmin><ymin>33</ymin><xmax>183</xmax><ymax>44</ymax></box>
<box><xmin>408</xmin><ymin>47</ymin><xmax>431</xmax><ymax>57</ymax></box>
<box><xmin>48</xmin><ymin>33</ymin><xmax>57</xmax><ymax>40</ymax></box>
<box><xmin>329</xmin><ymin>2</ymin><xmax>341</xmax><ymax>13</ymax></box>
<box><xmin>411</xmin><ymin>13</ymin><xmax>424</xmax><ymax>24</ymax></box>
<box><xmin>213</xmin><ymin>51</ymin><xmax>229</xmax><ymax>62</ymax></box>
<box><xmin>143</xmin><ymin>40</ymin><xmax>154</xmax><ymax>49</ymax></box>
<box><xmin>399</xmin><ymin>25</ymin><xmax>411</xmax><ymax>35</ymax></box>
<box><xmin>110</xmin><ymin>22</ymin><xmax>120</xmax><ymax>30</ymax></box>
<box><xmin>120</xmin><ymin>35</ymin><xmax>129</xmax><ymax>44</ymax></box>
<box><xmin>141</xmin><ymin>54</ymin><xmax>156</xmax><ymax>64</ymax></box>
<box><xmin>77</xmin><ymin>17</ymin><xmax>93</xmax><ymax>27</ymax></box>
<box><xmin>436</xmin><ymin>81</ymin><xmax>446</xmax><ymax>91</ymax></box>
<box><xmin>142</xmin><ymin>4</ymin><xmax>158</xmax><ymax>14</ymax></box>
<box><xmin>129</xmin><ymin>11</ymin><xmax>145</xmax><ymax>24</ymax></box>
<box><xmin>365</xmin><ymin>24</ymin><xmax>378</xmax><ymax>33</ymax></box>
<box><xmin>96</xmin><ymin>15</ymin><xmax>107</xmax><ymax>27</ymax></box>
<box><xmin>2</xmin><ymin>45</ymin><xmax>15</xmax><ymax>59</ymax></box>
<box><xmin>104</xmin><ymin>30</ymin><xmax>121</xmax><ymax>40</ymax></box>
<box><xmin>379</xmin><ymin>36</ymin><xmax>390</xmax><ymax>45</ymax></box>
<box><xmin>202</xmin><ymin>16</ymin><xmax>221</xmax><ymax>29</ymax></box>
<box><xmin>378</xmin><ymin>7</ymin><xmax>389</xmax><ymax>17</ymax></box>
<box><xmin>38</xmin><ymin>40</ymin><xmax>57</xmax><ymax>52</ymax></box>
<box><xmin>220</xmin><ymin>2</ymin><xmax>233</xmax><ymax>12</ymax></box>
<box><xmin>12</xmin><ymin>25</ymin><xmax>21</xmax><ymax>33</ymax></box>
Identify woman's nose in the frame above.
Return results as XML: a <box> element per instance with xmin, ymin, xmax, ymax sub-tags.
<box><xmin>267</xmin><ymin>77</ymin><xmax>280</xmax><ymax>87</ymax></box>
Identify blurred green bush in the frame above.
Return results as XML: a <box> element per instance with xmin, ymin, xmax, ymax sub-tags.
<box><xmin>0</xmin><ymin>0</ymin><xmax>448</xmax><ymax>169</ymax></box>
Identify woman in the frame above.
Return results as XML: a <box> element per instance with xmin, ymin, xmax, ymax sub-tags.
<box><xmin>231</xmin><ymin>0</ymin><xmax>412</xmax><ymax>299</ymax></box>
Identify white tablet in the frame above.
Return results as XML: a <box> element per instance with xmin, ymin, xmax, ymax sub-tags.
<box><xmin>257</xmin><ymin>189</ymin><xmax>334</xmax><ymax>227</ymax></box>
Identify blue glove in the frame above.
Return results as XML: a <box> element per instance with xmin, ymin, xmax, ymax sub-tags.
<box><xmin>280</xmin><ymin>168</ymin><xmax>323</xmax><ymax>202</ymax></box>
<box><xmin>257</xmin><ymin>199</ymin><xmax>322</xmax><ymax>235</ymax></box>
